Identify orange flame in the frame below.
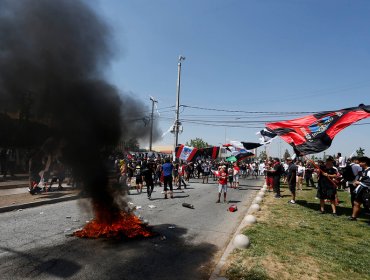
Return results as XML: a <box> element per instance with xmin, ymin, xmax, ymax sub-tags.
<box><xmin>73</xmin><ymin>211</ymin><xmax>153</xmax><ymax>239</ymax></box>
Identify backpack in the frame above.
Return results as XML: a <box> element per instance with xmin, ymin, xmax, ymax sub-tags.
<box><xmin>341</xmin><ymin>164</ymin><xmax>356</xmax><ymax>182</ymax></box>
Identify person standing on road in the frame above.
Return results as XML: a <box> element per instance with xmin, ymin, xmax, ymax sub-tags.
<box><xmin>134</xmin><ymin>162</ymin><xmax>143</xmax><ymax>193</ymax></box>
<box><xmin>227</xmin><ymin>165</ymin><xmax>234</xmax><ymax>188</ymax></box>
<box><xmin>162</xmin><ymin>158</ymin><xmax>174</xmax><ymax>199</ymax></box>
<box><xmin>202</xmin><ymin>161</ymin><xmax>210</xmax><ymax>184</ymax></box>
<box><xmin>142</xmin><ymin>162</ymin><xmax>155</xmax><ymax>199</ymax></box>
<box><xmin>177</xmin><ymin>161</ymin><xmax>187</xmax><ymax>189</ymax></box>
<box><xmin>233</xmin><ymin>162</ymin><xmax>240</xmax><ymax>189</ymax></box>
<box><xmin>217</xmin><ymin>165</ymin><xmax>228</xmax><ymax>203</ymax></box>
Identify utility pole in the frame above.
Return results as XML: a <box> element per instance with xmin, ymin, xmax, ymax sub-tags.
<box><xmin>149</xmin><ymin>96</ymin><xmax>157</xmax><ymax>151</ymax></box>
<box><xmin>173</xmin><ymin>55</ymin><xmax>185</xmax><ymax>159</ymax></box>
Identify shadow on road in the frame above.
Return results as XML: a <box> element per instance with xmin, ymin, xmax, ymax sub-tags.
<box><xmin>0</xmin><ymin>223</ymin><xmax>218</xmax><ymax>280</ymax></box>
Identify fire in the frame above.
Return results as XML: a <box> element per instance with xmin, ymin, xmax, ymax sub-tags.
<box><xmin>73</xmin><ymin>212</ymin><xmax>153</xmax><ymax>239</ymax></box>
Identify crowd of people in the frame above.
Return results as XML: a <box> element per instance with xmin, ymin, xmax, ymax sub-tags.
<box><xmin>263</xmin><ymin>153</ymin><xmax>370</xmax><ymax>222</ymax></box>
<box><xmin>20</xmin><ymin>147</ymin><xmax>370</xmax><ymax>222</ymax></box>
<box><xmin>116</xmin><ymin>156</ymin><xmax>263</xmax><ymax>201</ymax></box>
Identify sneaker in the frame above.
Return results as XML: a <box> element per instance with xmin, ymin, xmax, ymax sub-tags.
<box><xmin>319</xmin><ymin>210</ymin><xmax>326</xmax><ymax>214</ymax></box>
<box><xmin>216</xmin><ymin>200</ymin><xmax>220</xmax><ymax>203</ymax></box>
<box><xmin>274</xmin><ymin>195</ymin><xmax>281</xmax><ymax>199</ymax></box>
<box><xmin>348</xmin><ymin>216</ymin><xmax>357</xmax><ymax>221</ymax></box>
<box><xmin>332</xmin><ymin>213</ymin><xmax>339</xmax><ymax>217</ymax></box>
<box><xmin>288</xmin><ymin>200</ymin><xmax>296</xmax><ymax>204</ymax></box>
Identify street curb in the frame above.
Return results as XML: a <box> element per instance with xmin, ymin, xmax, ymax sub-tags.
<box><xmin>0</xmin><ymin>183</ymin><xmax>29</xmax><ymax>190</ymax></box>
<box><xmin>209</xmin><ymin>182</ymin><xmax>265</xmax><ymax>280</ymax></box>
<box><xmin>0</xmin><ymin>194</ymin><xmax>80</xmax><ymax>213</ymax></box>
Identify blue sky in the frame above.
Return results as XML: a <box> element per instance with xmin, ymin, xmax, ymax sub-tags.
<box><xmin>88</xmin><ymin>0</ymin><xmax>370</xmax><ymax>158</ymax></box>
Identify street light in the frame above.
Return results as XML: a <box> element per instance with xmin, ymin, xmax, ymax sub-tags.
<box><xmin>149</xmin><ymin>96</ymin><xmax>158</xmax><ymax>151</ymax></box>
<box><xmin>173</xmin><ymin>55</ymin><xmax>185</xmax><ymax>159</ymax></box>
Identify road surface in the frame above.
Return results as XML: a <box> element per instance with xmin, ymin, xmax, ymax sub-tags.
<box><xmin>0</xmin><ymin>177</ymin><xmax>263</xmax><ymax>280</ymax></box>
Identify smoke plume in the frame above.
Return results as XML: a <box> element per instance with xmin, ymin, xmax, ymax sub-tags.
<box><xmin>0</xmin><ymin>0</ymin><xmax>159</xmax><ymax>220</ymax></box>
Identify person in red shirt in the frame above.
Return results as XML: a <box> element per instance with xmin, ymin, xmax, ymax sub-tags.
<box><xmin>233</xmin><ymin>163</ymin><xmax>240</xmax><ymax>189</ymax></box>
<box><xmin>217</xmin><ymin>166</ymin><xmax>228</xmax><ymax>203</ymax></box>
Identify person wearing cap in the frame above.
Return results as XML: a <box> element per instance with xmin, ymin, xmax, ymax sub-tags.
<box><xmin>317</xmin><ymin>157</ymin><xmax>340</xmax><ymax>215</ymax></box>
<box><xmin>286</xmin><ymin>157</ymin><xmax>297</xmax><ymax>204</ymax></box>
<box><xmin>217</xmin><ymin>165</ymin><xmax>228</xmax><ymax>203</ymax></box>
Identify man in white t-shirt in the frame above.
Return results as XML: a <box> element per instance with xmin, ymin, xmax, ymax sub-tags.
<box><xmin>347</xmin><ymin>157</ymin><xmax>364</xmax><ymax>207</ymax></box>
<box><xmin>337</xmin><ymin>152</ymin><xmax>346</xmax><ymax>169</ymax></box>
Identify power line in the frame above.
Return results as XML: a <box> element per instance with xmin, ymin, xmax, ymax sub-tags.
<box><xmin>181</xmin><ymin>104</ymin><xmax>316</xmax><ymax>114</ymax></box>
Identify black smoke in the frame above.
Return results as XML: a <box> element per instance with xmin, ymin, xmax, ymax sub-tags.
<box><xmin>0</xmin><ymin>0</ymin><xmax>159</xmax><ymax>220</ymax></box>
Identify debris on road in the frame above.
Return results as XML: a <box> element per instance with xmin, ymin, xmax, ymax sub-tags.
<box><xmin>148</xmin><ymin>205</ymin><xmax>156</xmax><ymax>209</ymax></box>
<box><xmin>182</xmin><ymin>202</ymin><xmax>194</xmax><ymax>209</ymax></box>
<box><xmin>228</xmin><ymin>205</ymin><xmax>238</xmax><ymax>212</ymax></box>
<box><xmin>168</xmin><ymin>225</ymin><xmax>176</xmax><ymax>229</ymax></box>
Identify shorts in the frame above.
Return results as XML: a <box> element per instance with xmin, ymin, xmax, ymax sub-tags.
<box><xmin>266</xmin><ymin>176</ymin><xmax>273</xmax><ymax>187</ymax></box>
<box><xmin>136</xmin><ymin>177</ymin><xmax>143</xmax><ymax>184</ymax></box>
<box><xmin>233</xmin><ymin>174</ymin><xmax>239</xmax><ymax>182</ymax></box>
<box><xmin>203</xmin><ymin>172</ymin><xmax>209</xmax><ymax>176</ymax></box>
<box><xmin>354</xmin><ymin>185</ymin><xmax>370</xmax><ymax>205</ymax></box>
<box><xmin>218</xmin><ymin>184</ymin><xmax>228</xmax><ymax>193</ymax></box>
<box><xmin>228</xmin><ymin>176</ymin><xmax>233</xmax><ymax>183</ymax></box>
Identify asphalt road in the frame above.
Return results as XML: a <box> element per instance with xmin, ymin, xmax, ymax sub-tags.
<box><xmin>0</xmin><ymin>177</ymin><xmax>263</xmax><ymax>280</ymax></box>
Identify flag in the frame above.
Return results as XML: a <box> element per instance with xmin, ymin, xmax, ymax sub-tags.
<box><xmin>175</xmin><ymin>145</ymin><xmax>198</xmax><ymax>161</ymax></box>
<box><xmin>229</xmin><ymin>140</ymin><xmax>249</xmax><ymax>154</ymax></box>
<box><xmin>241</xmin><ymin>142</ymin><xmax>263</xmax><ymax>150</ymax></box>
<box><xmin>257</xmin><ymin>128</ymin><xmax>277</xmax><ymax>144</ymax></box>
<box><xmin>266</xmin><ymin>104</ymin><xmax>370</xmax><ymax>156</ymax></box>
<box><xmin>197</xmin><ymin>146</ymin><xmax>220</xmax><ymax>159</ymax></box>
<box><xmin>226</xmin><ymin>151</ymin><xmax>254</xmax><ymax>162</ymax></box>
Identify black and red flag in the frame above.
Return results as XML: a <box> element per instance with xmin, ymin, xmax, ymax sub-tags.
<box><xmin>241</xmin><ymin>142</ymin><xmax>263</xmax><ymax>150</ymax></box>
<box><xmin>265</xmin><ymin>104</ymin><xmax>370</xmax><ymax>156</ymax></box>
<box><xmin>197</xmin><ymin>146</ymin><xmax>220</xmax><ymax>159</ymax></box>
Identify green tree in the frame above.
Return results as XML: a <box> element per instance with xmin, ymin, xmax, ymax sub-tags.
<box><xmin>356</xmin><ymin>147</ymin><xmax>365</xmax><ymax>157</ymax></box>
<box><xmin>283</xmin><ymin>149</ymin><xmax>291</xmax><ymax>160</ymax></box>
<box><xmin>185</xmin><ymin>138</ymin><xmax>209</xmax><ymax>149</ymax></box>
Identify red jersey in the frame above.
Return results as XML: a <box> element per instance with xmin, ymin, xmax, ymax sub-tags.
<box><xmin>218</xmin><ymin>171</ymin><xmax>227</xmax><ymax>185</ymax></box>
<box><xmin>233</xmin><ymin>166</ymin><xmax>240</xmax><ymax>175</ymax></box>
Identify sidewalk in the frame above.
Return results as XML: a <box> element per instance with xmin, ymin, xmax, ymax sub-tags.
<box><xmin>0</xmin><ymin>177</ymin><xmax>80</xmax><ymax>213</ymax></box>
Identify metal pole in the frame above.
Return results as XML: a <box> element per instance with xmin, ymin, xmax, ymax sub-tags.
<box><xmin>173</xmin><ymin>55</ymin><xmax>185</xmax><ymax>159</ymax></box>
<box><xmin>149</xmin><ymin>97</ymin><xmax>157</xmax><ymax>151</ymax></box>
